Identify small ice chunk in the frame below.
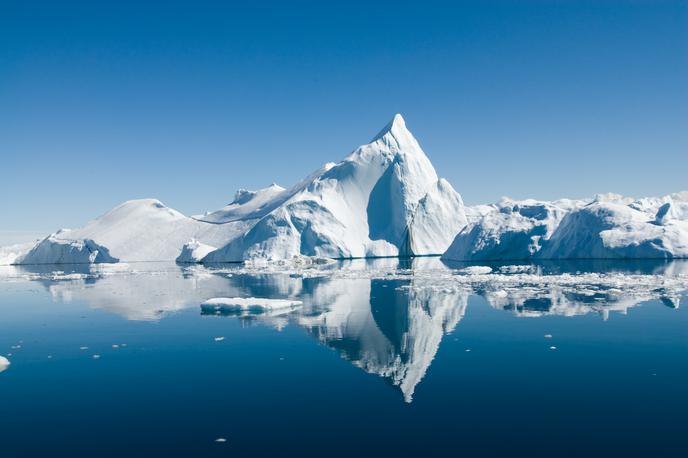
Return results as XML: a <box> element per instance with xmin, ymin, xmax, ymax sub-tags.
<box><xmin>112</xmin><ymin>344</ymin><xmax>119</xmax><ymax>349</ymax></box>
<box><xmin>201</xmin><ymin>297</ymin><xmax>303</xmax><ymax>314</ymax></box>
<box><xmin>549</xmin><ymin>346</ymin><xmax>557</xmax><ymax>350</ymax></box>
<box><xmin>92</xmin><ymin>354</ymin><xmax>101</xmax><ymax>359</ymax></box>
<box><xmin>458</xmin><ymin>266</ymin><xmax>492</xmax><ymax>275</ymax></box>
<box><xmin>0</xmin><ymin>356</ymin><xmax>10</xmax><ymax>373</ymax></box>
<box><xmin>215</xmin><ymin>438</ymin><xmax>227</xmax><ymax>443</ymax></box>
<box><xmin>80</xmin><ymin>346</ymin><xmax>89</xmax><ymax>350</ymax></box>
<box><xmin>544</xmin><ymin>334</ymin><xmax>553</xmax><ymax>339</ymax></box>
<box><xmin>214</xmin><ymin>337</ymin><xmax>225</xmax><ymax>342</ymax></box>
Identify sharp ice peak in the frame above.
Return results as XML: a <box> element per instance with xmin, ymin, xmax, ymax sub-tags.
<box><xmin>371</xmin><ymin>113</ymin><xmax>411</xmax><ymax>143</ymax></box>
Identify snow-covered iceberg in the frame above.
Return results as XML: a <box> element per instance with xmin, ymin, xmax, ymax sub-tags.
<box><xmin>18</xmin><ymin>234</ymin><xmax>119</xmax><ymax>265</ymax></box>
<box><xmin>0</xmin><ymin>355</ymin><xmax>10</xmax><ymax>373</ymax></box>
<box><xmin>443</xmin><ymin>193</ymin><xmax>688</xmax><ymax>261</ymax></box>
<box><xmin>203</xmin><ymin>114</ymin><xmax>467</xmax><ymax>262</ymax></box>
<box><xmin>540</xmin><ymin>196</ymin><xmax>688</xmax><ymax>259</ymax></box>
<box><xmin>7</xmin><ymin>114</ymin><xmax>466</xmax><ymax>265</ymax></box>
<box><xmin>444</xmin><ymin>198</ymin><xmax>582</xmax><ymax>261</ymax></box>
<box><xmin>10</xmin><ymin>199</ymin><xmax>253</xmax><ymax>264</ymax></box>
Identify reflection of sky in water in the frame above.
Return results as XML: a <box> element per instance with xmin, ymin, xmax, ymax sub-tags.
<box><xmin>0</xmin><ymin>259</ymin><xmax>687</xmax><ymax>456</ymax></box>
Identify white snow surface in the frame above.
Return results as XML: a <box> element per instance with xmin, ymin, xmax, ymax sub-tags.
<box><xmin>203</xmin><ymin>114</ymin><xmax>467</xmax><ymax>262</ymax></box>
<box><xmin>195</xmin><ymin>183</ymin><xmax>288</xmax><ymax>223</ymax></box>
<box><xmin>10</xmin><ymin>199</ymin><xmax>253</xmax><ymax>264</ymax></box>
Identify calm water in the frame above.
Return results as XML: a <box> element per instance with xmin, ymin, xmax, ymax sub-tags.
<box><xmin>0</xmin><ymin>259</ymin><xmax>687</xmax><ymax>457</ymax></box>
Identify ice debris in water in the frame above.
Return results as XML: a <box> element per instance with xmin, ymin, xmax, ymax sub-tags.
<box><xmin>0</xmin><ymin>356</ymin><xmax>10</xmax><ymax>373</ymax></box>
<box><xmin>214</xmin><ymin>337</ymin><xmax>225</xmax><ymax>342</ymax></box>
<box><xmin>201</xmin><ymin>297</ymin><xmax>303</xmax><ymax>314</ymax></box>
<box><xmin>458</xmin><ymin>266</ymin><xmax>492</xmax><ymax>275</ymax></box>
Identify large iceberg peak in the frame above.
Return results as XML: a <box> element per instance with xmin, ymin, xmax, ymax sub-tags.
<box><xmin>369</xmin><ymin>113</ymin><xmax>423</xmax><ymax>155</ymax></box>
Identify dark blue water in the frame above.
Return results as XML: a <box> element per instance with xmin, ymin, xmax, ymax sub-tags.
<box><xmin>0</xmin><ymin>259</ymin><xmax>686</xmax><ymax>457</ymax></box>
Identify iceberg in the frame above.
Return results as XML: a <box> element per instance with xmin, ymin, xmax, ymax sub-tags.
<box><xmin>18</xmin><ymin>234</ymin><xmax>119</xmax><ymax>265</ymax></box>
<box><xmin>444</xmin><ymin>198</ymin><xmax>582</xmax><ymax>261</ymax></box>
<box><xmin>3</xmin><ymin>114</ymin><xmax>687</xmax><ymax>265</ymax></box>
<box><xmin>7</xmin><ymin>115</ymin><xmax>466</xmax><ymax>265</ymax></box>
<box><xmin>202</xmin><ymin>114</ymin><xmax>467</xmax><ymax>262</ymax></box>
<box><xmin>444</xmin><ymin>193</ymin><xmax>688</xmax><ymax>261</ymax></box>
<box><xmin>200</xmin><ymin>297</ymin><xmax>303</xmax><ymax>315</ymax></box>
<box><xmin>176</xmin><ymin>240</ymin><xmax>217</xmax><ymax>264</ymax></box>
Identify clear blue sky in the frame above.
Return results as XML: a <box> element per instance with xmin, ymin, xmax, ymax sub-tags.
<box><xmin>1</xmin><ymin>0</ymin><xmax>686</xmax><ymax>233</ymax></box>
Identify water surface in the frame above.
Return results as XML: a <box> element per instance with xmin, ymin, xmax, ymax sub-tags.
<box><xmin>1</xmin><ymin>259</ymin><xmax>687</xmax><ymax>457</ymax></box>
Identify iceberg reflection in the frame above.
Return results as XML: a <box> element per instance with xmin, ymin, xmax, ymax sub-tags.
<box><xmin>5</xmin><ymin>258</ymin><xmax>686</xmax><ymax>401</ymax></box>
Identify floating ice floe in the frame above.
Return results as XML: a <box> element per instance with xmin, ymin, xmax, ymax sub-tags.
<box><xmin>0</xmin><ymin>356</ymin><xmax>10</xmax><ymax>373</ymax></box>
<box><xmin>200</xmin><ymin>297</ymin><xmax>303</xmax><ymax>315</ymax></box>
<box><xmin>458</xmin><ymin>266</ymin><xmax>492</xmax><ymax>275</ymax></box>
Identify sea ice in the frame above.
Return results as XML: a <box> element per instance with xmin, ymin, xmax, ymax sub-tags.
<box><xmin>200</xmin><ymin>297</ymin><xmax>303</xmax><ymax>314</ymax></box>
<box><xmin>0</xmin><ymin>355</ymin><xmax>10</xmax><ymax>373</ymax></box>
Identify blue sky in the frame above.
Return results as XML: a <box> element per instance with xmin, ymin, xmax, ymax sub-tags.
<box><xmin>1</xmin><ymin>0</ymin><xmax>686</xmax><ymax>233</ymax></box>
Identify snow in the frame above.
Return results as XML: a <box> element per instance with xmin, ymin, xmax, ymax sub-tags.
<box><xmin>0</xmin><ymin>355</ymin><xmax>9</xmax><ymax>373</ymax></box>
<box><xmin>195</xmin><ymin>183</ymin><xmax>287</xmax><ymax>223</ymax></box>
<box><xmin>6</xmin><ymin>199</ymin><xmax>252</xmax><ymax>264</ymax></box>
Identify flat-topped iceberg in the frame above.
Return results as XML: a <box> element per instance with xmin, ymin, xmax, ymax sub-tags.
<box><xmin>200</xmin><ymin>297</ymin><xmax>303</xmax><ymax>314</ymax></box>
